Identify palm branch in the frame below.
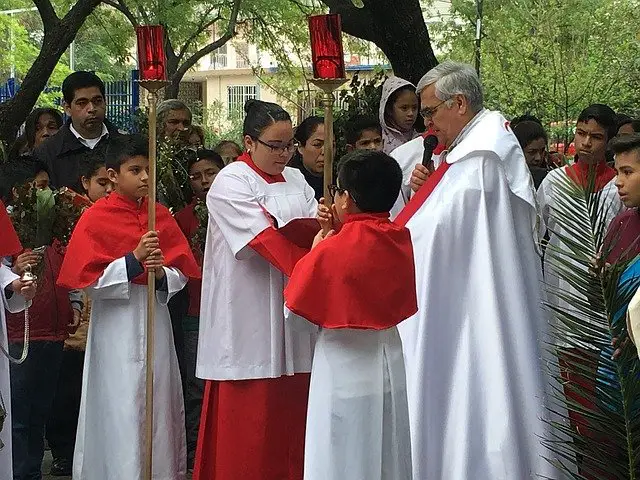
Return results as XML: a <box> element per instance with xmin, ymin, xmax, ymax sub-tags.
<box><xmin>541</xmin><ymin>169</ymin><xmax>640</xmax><ymax>479</ymax></box>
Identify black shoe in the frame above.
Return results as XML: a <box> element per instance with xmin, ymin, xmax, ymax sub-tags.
<box><xmin>50</xmin><ymin>458</ymin><xmax>73</xmax><ymax>476</ymax></box>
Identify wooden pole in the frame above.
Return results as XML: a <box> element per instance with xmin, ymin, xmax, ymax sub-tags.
<box><xmin>144</xmin><ymin>87</ymin><xmax>158</xmax><ymax>480</ymax></box>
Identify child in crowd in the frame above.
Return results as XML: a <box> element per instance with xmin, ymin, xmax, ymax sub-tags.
<box><xmin>174</xmin><ymin>148</ymin><xmax>224</xmax><ymax>470</ymax></box>
<box><xmin>0</xmin><ymin>200</ymin><xmax>37</xmax><ymax>479</ymax></box>
<box><xmin>344</xmin><ymin>115</ymin><xmax>384</xmax><ymax>153</ymax></box>
<box><xmin>285</xmin><ymin>150</ymin><xmax>417</xmax><ymax>480</ymax></box>
<box><xmin>2</xmin><ymin>160</ymin><xmax>82</xmax><ymax>480</ymax></box>
<box><xmin>214</xmin><ymin>140</ymin><xmax>243</xmax><ymax>165</ymax></box>
<box><xmin>379</xmin><ymin>76</ymin><xmax>419</xmax><ymax>154</ymax></box>
<box><xmin>57</xmin><ymin>134</ymin><xmax>200</xmax><ymax>479</ymax></box>
<box><xmin>46</xmin><ymin>159</ymin><xmax>112</xmax><ymax>476</ymax></box>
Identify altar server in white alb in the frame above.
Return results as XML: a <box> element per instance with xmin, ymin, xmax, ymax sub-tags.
<box><xmin>398</xmin><ymin>61</ymin><xmax>557</xmax><ymax>480</ymax></box>
<box><xmin>285</xmin><ymin>150</ymin><xmax>417</xmax><ymax>480</ymax></box>
<box><xmin>195</xmin><ymin>99</ymin><xmax>318</xmax><ymax>480</ymax></box>
<box><xmin>0</xmin><ymin>202</ymin><xmax>36</xmax><ymax>479</ymax></box>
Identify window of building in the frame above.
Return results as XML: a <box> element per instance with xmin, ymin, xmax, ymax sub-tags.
<box><xmin>211</xmin><ymin>43</ymin><xmax>228</xmax><ymax>69</ymax></box>
<box><xmin>235</xmin><ymin>42</ymin><xmax>250</xmax><ymax>68</ymax></box>
<box><xmin>227</xmin><ymin>85</ymin><xmax>258</xmax><ymax>119</ymax></box>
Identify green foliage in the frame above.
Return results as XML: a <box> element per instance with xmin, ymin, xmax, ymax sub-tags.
<box><xmin>432</xmin><ymin>0</ymin><xmax>640</xmax><ymax>143</ymax></box>
<box><xmin>542</xmin><ymin>172</ymin><xmax>640</xmax><ymax>478</ymax></box>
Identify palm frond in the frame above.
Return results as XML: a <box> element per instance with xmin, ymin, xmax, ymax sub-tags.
<box><xmin>542</xmin><ymin>168</ymin><xmax>640</xmax><ymax>479</ymax></box>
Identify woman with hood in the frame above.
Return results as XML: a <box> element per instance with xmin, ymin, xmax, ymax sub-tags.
<box><xmin>379</xmin><ymin>77</ymin><xmax>419</xmax><ymax>154</ymax></box>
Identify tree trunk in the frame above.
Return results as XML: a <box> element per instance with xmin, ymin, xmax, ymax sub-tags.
<box><xmin>0</xmin><ymin>0</ymin><xmax>102</xmax><ymax>147</ymax></box>
<box><xmin>321</xmin><ymin>0</ymin><xmax>438</xmax><ymax>85</ymax></box>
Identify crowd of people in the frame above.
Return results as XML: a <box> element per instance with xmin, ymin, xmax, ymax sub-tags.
<box><xmin>0</xmin><ymin>60</ymin><xmax>638</xmax><ymax>480</ymax></box>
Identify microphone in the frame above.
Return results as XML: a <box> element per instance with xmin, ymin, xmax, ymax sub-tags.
<box><xmin>422</xmin><ymin>135</ymin><xmax>439</xmax><ymax>171</ymax></box>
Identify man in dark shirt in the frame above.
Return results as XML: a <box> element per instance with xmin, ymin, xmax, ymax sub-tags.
<box><xmin>34</xmin><ymin>71</ymin><xmax>126</xmax><ymax>191</ymax></box>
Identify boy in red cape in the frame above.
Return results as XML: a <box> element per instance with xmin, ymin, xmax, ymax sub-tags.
<box><xmin>57</xmin><ymin>134</ymin><xmax>200</xmax><ymax>480</ymax></box>
<box><xmin>285</xmin><ymin>150</ymin><xmax>418</xmax><ymax>480</ymax></box>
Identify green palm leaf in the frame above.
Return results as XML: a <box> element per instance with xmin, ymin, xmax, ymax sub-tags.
<box><xmin>541</xmin><ymin>169</ymin><xmax>640</xmax><ymax>479</ymax></box>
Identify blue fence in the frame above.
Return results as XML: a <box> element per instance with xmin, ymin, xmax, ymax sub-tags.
<box><xmin>0</xmin><ymin>70</ymin><xmax>140</xmax><ymax>132</ymax></box>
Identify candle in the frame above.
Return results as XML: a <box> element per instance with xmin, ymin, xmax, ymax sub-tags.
<box><xmin>308</xmin><ymin>14</ymin><xmax>346</xmax><ymax>79</ymax></box>
<box><xmin>136</xmin><ymin>25</ymin><xmax>167</xmax><ymax>81</ymax></box>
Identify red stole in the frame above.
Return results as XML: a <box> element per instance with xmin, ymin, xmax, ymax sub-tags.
<box><xmin>395</xmin><ymin>160</ymin><xmax>451</xmax><ymax>227</ymax></box>
<box><xmin>0</xmin><ymin>200</ymin><xmax>22</xmax><ymax>257</ymax></box>
<box><xmin>57</xmin><ymin>192</ymin><xmax>200</xmax><ymax>289</ymax></box>
<box><xmin>566</xmin><ymin>159</ymin><xmax>616</xmax><ymax>191</ymax></box>
<box><xmin>237</xmin><ymin>152</ymin><xmax>285</xmax><ymax>183</ymax></box>
<box><xmin>285</xmin><ymin>213</ymin><xmax>418</xmax><ymax>330</ymax></box>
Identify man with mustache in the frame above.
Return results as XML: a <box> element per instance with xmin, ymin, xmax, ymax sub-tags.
<box><xmin>34</xmin><ymin>71</ymin><xmax>126</xmax><ymax>192</ymax></box>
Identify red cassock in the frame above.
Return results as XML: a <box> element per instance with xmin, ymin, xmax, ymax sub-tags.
<box><xmin>57</xmin><ymin>191</ymin><xmax>200</xmax><ymax>289</ymax></box>
<box><xmin>0</xmin><ymin>200</ymin><xmax>22</xmax><ymax>258</ymax></box>
<box><xmin>285</xmin><ymin>212</ymin><xmax>418</xmax><ymax>329</ymax></box>
<box><xmin>566</xmin><ymin>159</ymin><xmax>616</xmax><ymax>191</ymax></box>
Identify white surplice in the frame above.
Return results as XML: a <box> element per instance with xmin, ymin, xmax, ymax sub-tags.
<box><xmin>73</xmin><ymin>258</ymin><xmax>187</xmax><ymax>480</ymax></box>
<box><xmin>197</xmin><ymin>162</ymin><xmax>318</xmax><ymax>381</ymax></box>
<box><xmin>0</xmin><ymin>264</ymin><xmax>26</xmax><ymax>479</ymax></box>
<box><xmin>537</xmin><ymin>166</ymin><xmax>622</xmax><ymax>347</ymax></box>
<box><xmin>303</xmin><ymin>327</ymin><xmax>412</xmax><ymax>480</ymax></box>
<box><xmin>399</xmin><ymin>110</ymin><xmax>558</xmax><ymax>480</ymax></box>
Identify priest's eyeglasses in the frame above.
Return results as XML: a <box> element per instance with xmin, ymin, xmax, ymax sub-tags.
<box><xmin>420</xmin><ymin>99</ymin><xmax>448</xmax><ymax>120</ymax></box>
<box><xmin>328</xmin><ymin>184</ymin><xmax>345</xmax><ymax>197</ymax></box>
<box><xmin>255</xmin><ymin>138</ymin><xmax>299</xmax><ymax>155</ymax></box>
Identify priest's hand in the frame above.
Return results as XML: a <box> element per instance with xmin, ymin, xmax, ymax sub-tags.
<box><xmin>10</xmin><ymin>278</ymin><xmax>36</xmax><ymax>301</ymax></box>
<box><xmin>134</xmin><ymin>231</ymin><xmax>160</xmax><ymax>262</ymax></box>
<box><xmin>410</xmin><ymin>164</ymin><xmax>431</xmax><ymax>193</ymax></box>
<box><xmin>145</xmin><ymin>249</ymin><xmax>166</xmax><ymax>279</ymax></box>
<box><xmin>12</xmin><ymin>251</ymin><xmax>42</xmax><ymax>276</ymax></box>
<box><xmin>312</xmin><ymin>229</ymin><xmax>335</xmax><ymax>249</ymax></box>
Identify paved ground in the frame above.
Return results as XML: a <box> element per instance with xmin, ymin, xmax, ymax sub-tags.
<box><xmin>41</xmin><ymin>451</ymin><xmax>193</xmax><ymax>479</ymax></box>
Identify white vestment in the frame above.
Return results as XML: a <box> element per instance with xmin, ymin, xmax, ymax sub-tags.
<box><xmin>304</xmin><ymin>327</ymin><xmax>412</xmax><ymax>480</ymax></box>
<box><xmin>537</xmin><ymin>166</ymin><xmax>622</xmax><ymax>347</ymax></box>
<box><xmin>197</xmin><ymin>162</ymin><xmax>317</xmax><ymax>381</ymax></box>
<box><xmin>73</xmin><ymin>259</ymin><xmax>187</xmax><ymax>480</ymax></box>
<box><xmin>399</xmin><ymin>110</ymin><xmax>558</xmax><ymax>480</ymax></box>
<box><xmin>0</xmin><ymin>264</ymin><xmax>26</xmax><ymax>479</ymax></box>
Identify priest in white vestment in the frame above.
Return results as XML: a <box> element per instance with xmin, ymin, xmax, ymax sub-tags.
<box><xmin>397</xmin><ymin>61</ymin><xmax>559</xmax><ymax>480</ymax></box>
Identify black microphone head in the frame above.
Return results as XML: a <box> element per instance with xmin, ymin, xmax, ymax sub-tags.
<box><xmin>422</xmin><ymin>134</ymin><xmax>439</xmax><ymax>168</ymax></box>
<box><xmin>423</xmin><ymin>135</ymin><xmax>439</xmax><ymax>150</ymax></box>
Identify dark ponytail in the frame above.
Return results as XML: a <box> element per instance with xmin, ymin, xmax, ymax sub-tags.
<box><xmin>243</xmin><ymin>99</ymin><xmax>291</xmax><ymax>138</ymax></box>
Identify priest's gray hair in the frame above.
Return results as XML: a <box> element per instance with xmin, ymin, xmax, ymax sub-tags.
<box><xmin>416</xmin><ymin>61</ymin><xmax>484</xmax><ymax>114</ymax></box>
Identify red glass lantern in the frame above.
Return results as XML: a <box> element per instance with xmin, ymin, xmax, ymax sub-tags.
<box><xmin>136</xmin><ymin>25</ymin><xmax>167</xmax><ymax>81</ymax></box>
<box><xmin>308</xmin><ymin>14</ymin><xmax>346</xmax><ymax>79</ymax></box>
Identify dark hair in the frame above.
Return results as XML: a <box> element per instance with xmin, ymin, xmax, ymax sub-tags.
<box><xmin>336</xmin><ymin>150</ymin><xmax>402</xmax><ymax>213</ymax></box>
<box><xmin>185</xmin><ymin>125</ymin><xmax>206</xmax><ymax>146</ymax></box>
<box><xmin>24</xmin><ymin>108</ymin><xmax>63</xmax><ymax>148</ymax></box>
<box><xmin>185</xmin><ymin>149</ymin><xmax>225</xmax><ymax>172</ymax></box>
<box><xmin>512</xmin><ymin>121</ymin><xmax>548</xmax><ymax>149</ymax></box>
<box><xmin>617</xmin><ymin>113</ymin><xmax>633</xmax><ymax>129</ymax></box>
<box><xmin>511</xmin><ymin>114</ymin><xmax>542</xmax><ymax>128</ymax></box>
<box><xmin>609</xmin><ymin>133</ymin><xmax>640</xmax><ymax>157</ymax></box>
<box><xmin>344</xmin><ymin>116</ymin><xmax>382</xmax><ymax>145</ymax></box>
<box><xmin>577</xmin><ymin>104</ymin><xmax>618</xmax><ymax>141</ymax></box>
<box><xmin>62</xmin><ymin>71</ymin><xmax>106</xmax><ymax>105</ymax></box>
<box><xmin>243</xmin><ymin>99</ymin><xmax>291</xmax><ymax>138</ymax></box>
<box><xmin>385</xmin><ymin>85</ymin><xmax>416</xmax><ymax>116</ymax></box>
<box><xmin>0</xmin><ymin>157</ymin><xmax>49</xmax><ymax>203</ymax></box>
<box><xmin>105</xmin><ymin>134</ymin><xmax>149</xmax><ymax>171</ymax></box>
<box><xmin>294</xmin><ymin>116</ymin><xmax>324</xmax><ymax>146</ymax></box>
<box><xmin>79</xmin><ymin>155</ymin><xmax>106</xmax><ymax>181</ymax></box>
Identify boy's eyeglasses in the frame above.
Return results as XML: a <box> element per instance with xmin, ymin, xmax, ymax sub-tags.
<box><xmin>328</xmin><ymin>184</ymin><xmax>345</xmax><ymax>197</ymax></box>
<box><xmin>255</xmin><ymin>138</ymin><xmax>299</xmax><ymax>155</ymax></box>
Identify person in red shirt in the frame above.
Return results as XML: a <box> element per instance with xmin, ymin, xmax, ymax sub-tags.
<box><xmin>174</xmin><ymin>148</ymin><xmax>224</xmax><ymax>470</ymax></box>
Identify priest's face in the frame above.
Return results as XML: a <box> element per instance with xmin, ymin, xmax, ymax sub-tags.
<box><xmin>419</xmin><ymin>85</ymin><xmax>467</xmax><ymax>148</ymax></box>
<box><xmin>244</xmin><ymin>121</ymin><xmax>296</xmax><ymax>176</ymax></box>
<box><xmin>614</xmin><ymin>150</ymin><xmax>640</xmax><ymax>208</ymax></box>
<box><xmin>108</xmin><ymin>155</ymin><xmax>149</xmax><ymax>200</ymax></box>
<box><xmin>574</xmin><ymin>120</ymin><xmax>608</xmax><ymax>165</ymax></box>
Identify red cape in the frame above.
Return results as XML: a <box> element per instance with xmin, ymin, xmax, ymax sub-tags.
<box><xmin>57</xmin><ymin>192</ymin><xmax>200</xmax><ymax>289</ymax></box>
<box><xmin>0</xmin><ymin>200</ymin><xmax>22</xmax><ymax>257</ymax></box>
<box><xmin>285</xmin><ymin>212</ymin><xmax>418</xmax><ymax>330</ymax></box>
<box><xmin>566</xmin><ymin>159</ymin><xmax>616</xmax><ymax>191</ymax></box>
